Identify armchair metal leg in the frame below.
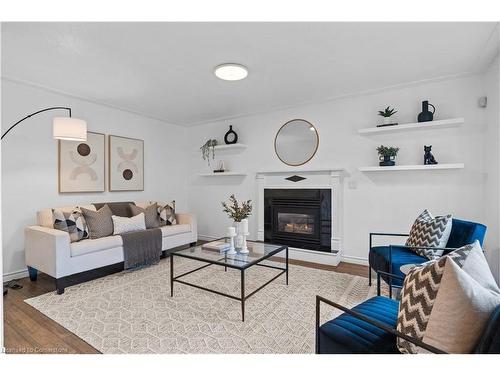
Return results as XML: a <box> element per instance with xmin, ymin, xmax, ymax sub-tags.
<box><xmin>368</xmin><ymin>234</ymin><xmax>372</xmax><ymax>286</ymax></box>
<box><xmin>315</xmin><ymin>295</ymin><xmax>321</xmax><ymax>354</ymax></box>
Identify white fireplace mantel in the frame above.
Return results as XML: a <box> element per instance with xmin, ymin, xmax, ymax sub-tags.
<box><xmin>255</xmin><ymin>168</ymin><xmax>347</xmax><ymax>266</ymax></box>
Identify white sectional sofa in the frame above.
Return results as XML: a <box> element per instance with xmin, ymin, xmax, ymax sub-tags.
<box><xmin>25</xmin><ymin>201</ymin><xmax>197</xmax><ymax>294</ymax></box>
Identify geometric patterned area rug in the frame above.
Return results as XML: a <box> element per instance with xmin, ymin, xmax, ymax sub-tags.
<box><xmin>25</xmin><ymin>257</ymin><xmax>379</xmax><ymax>354</ymax></box>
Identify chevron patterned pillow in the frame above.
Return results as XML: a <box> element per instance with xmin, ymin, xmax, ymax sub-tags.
<box><xmin>405</xmin><ymin>209</ymin><xmax>452</xmax><ymax>260</ymax></box>
<box><xmin>397</xmin><ymin>256</ymin><xmax>448</xmax><ymax>353</ymax></box>
<box><xmin>396</xmin><ymin>241</ymin><xmax>500</xmax><ymax>353</ymax></box>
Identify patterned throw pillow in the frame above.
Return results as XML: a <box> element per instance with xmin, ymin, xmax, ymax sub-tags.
<box><xmin>157</xmin><ymin>202</ymin><xmax>176</xmax><ymax>226</ymax></box>
<box><xmin>130</xmin><ymin>203</ymin><xmax>159</xmax><ymax>229</ymax></box>
<box><xmin>405</xmin><ymin>209</ymin><xmax>452</xmax><ymax>260</ymax></box>
<box><xmin>397</xmin><ymin>256</ymin><xmax>448</xmax><ymax>353</ymax></box>
<box><xmin>396</xmin><ymin>241</ymin><xmax>500</xmax><ymax>353</ymax></box>
<box><xmin>81</xmin><ymin>205</ymin><xmax>114</xmax><ymax>239</ymax></box>
<box><xmin>52</xmin><ymin>208</ymin><xmax>89</xmax><ymax>242</ymax></box>
<box><xmin>418</xmin><ymin>258</ymin><xmax>500</xmax><ymax>353</ymax></box>
<box><xmin>112</xmin><ymin>213</ymin><xmax>146</xmax><ymax>235</ymax></box>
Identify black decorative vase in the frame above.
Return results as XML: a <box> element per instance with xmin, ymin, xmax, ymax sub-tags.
<box><xmin>418</xmin><ymin>100</ymin><xmax>435</xmax><ymax>123</ymax></box>
<box><xmin>224</xmin><ymin>125</ymin><xmax>238</xmax><ymax>144</ymax></box>
<box><xmin>379</xmin><ymin>155</ymin><xmax>395</xmax><ymax>167</ymax></box>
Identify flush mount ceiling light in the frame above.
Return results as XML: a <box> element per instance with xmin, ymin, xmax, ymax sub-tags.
<box><xmin>214</xmin><ymin>63</ymin><xmax>248</xmax><ymax>81</ymax></box>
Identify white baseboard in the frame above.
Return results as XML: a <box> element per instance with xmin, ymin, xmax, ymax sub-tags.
<box><xmin>3</xmin><ymin>269</ymin><xmax>28</xmax><ymax>282</ymax></box>
<box><xmin>340</xmin><ymin>254</ymin><xmax>369</xmax><ymax>266</ymax></box>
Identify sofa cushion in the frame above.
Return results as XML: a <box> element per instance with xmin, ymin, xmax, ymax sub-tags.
<box><xmin>160</xmin><ymin>224</ymin><xmax>190</xmax><ymax>237</ymax></box>
<box><xmin>395</xmin><ymin>243</ymin><xmax>490</xmax><ymax>354</ymax></box>
<box><xmin>421</xmin><ymin>258</ymin><xmax>500</xmax><ymax>353</ymax></box>
<box><xmin>318</xmin><ymin>296</ymin><xmax>399</xmax><ymax>354</ymax></box>
<box><xmin>70</xmin><ymin>235</ymin><xmax>123</xmax><ymax>257</ymax></box>
<box><xmin>158</xmin><ymin>202</ymin><xmax>177</xmax><ymax>226</ymax></box>
<box><xmin>93</xmin><ymin>202</ymin><xmax>134</xmax><ymax>217</ymax></box>
<box><xmin>52</xmin><ymin>208</ymin><xmax>89</xmax><ymax>242</ymax></box>
<box><xmin>112</xmin><ymin>213</ymin><xmax>146</xmax><ymax>235</ymax></box>
<box><xmin>37</xmin><ymin>205</ymin><xmax>96</xmax><ymax>228</ymax></box>
<box><xmin>406</xmin><ymin>209</ymin><xmax>452</xmax><ymax>260</ymax></box>
<box><xmin>81</xmin><ymin>205</ymin><xmax>114</xmax><ymax>239</ymax></box>
<box><xmin>369</xmin><ymin>245</ymin><xmax>428</xmax><ymax>287</ymax></box>
<box><xmin>130</xmin><ymin>203</ymin><xmax>160</xmax><ymax>229</ymax></box>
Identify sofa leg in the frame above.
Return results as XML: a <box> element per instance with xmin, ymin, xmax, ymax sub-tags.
<box><xmin>189</xmin><ymin>242</ymin><xmax>197</xmax><ymax>247</ymax></box>
<box><xmin>55</xmin><ymin>279</ymin><xmax>65</xmax><ymax>295</ymax></box>
<box><xmin>28</xmin><ymin>266</ymin><xmax>38</xmax><ymax>281</ymax></box>
<box><xmin>368</xmin><ymin>266</ymin><xmax>372</xmax><ymax>286</ymax></box>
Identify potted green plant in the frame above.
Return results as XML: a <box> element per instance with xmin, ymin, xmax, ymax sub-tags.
<box><xmin>222</xmin><ymin>194</ymin><xmax>252</xmax><ymax>248</ymax></box>
<box><xmin>377</xmin><ymin>145</ymin><xmax>399</xmax><ymax>166</ymax></box>
<box><xmin>200</xmin><ymin>139</ymin><xmax>218</xmax><ymax>165</ymax></box>
<box><xmin>222</xmin><ymin>194</ymin><xmax>252</xmax><ymax>223</ymax></box>
<box><xmin>378</xmin><ymin>106</ymin><xmax>398</xmax><ymax>126</ymax></box>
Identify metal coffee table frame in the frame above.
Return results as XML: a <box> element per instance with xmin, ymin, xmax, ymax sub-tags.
<box><xmin>170</xmin><ymin>243</ymin><xmax>289</xmax><ymax>321</ymax></box>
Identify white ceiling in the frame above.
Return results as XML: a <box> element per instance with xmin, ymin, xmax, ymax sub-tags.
<box><xmin>2</xmin><ymin>22</ymin><xmax>498</xmax><ymax>126</ymax></box>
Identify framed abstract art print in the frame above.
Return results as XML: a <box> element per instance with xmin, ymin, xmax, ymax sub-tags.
<box><xmin>108</xmin><ymin>135</ymin><xmax>144</xmax><ymax>191</ymax></box>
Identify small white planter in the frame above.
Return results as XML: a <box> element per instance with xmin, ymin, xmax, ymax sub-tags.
<box><xmin>383</xmin><ymin>117</ymin><xmax>392</xmax><ymax>125</ymax></box>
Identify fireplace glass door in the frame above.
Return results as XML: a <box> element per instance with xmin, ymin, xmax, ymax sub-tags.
<box><xmin>278</xmin><ymin>212</ymin><xmax>315</xmax><ymax>235</ymax></box>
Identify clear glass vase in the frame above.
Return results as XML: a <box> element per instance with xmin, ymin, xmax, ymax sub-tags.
<box><xmin>234</xmin><ymin>221</ymin><xmax>244</xmax><ymax>249</ymax></box>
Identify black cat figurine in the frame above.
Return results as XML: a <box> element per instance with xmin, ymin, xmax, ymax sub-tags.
<box><xmin>424</xmin><ymin>145</ymin><xmax>438</xmax><ymax>165</ymax></box>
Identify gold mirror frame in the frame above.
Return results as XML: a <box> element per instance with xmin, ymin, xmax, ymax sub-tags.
<box><xmin>274</xmin><ymin>119</ymin><xmax>319</xmax><ymax>166</ymax></box>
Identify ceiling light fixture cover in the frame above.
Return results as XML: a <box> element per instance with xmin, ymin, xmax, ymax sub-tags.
<box><xmin>214</xmin><ymin>63</ymin><xmax>248</xmax><ymax>81</ymax></box>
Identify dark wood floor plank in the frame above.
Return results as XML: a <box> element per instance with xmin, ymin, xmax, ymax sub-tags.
<box><xmin>3</xmin><ymin>244</ymin><xmax>368</xmax><ymax>354</ymax></box>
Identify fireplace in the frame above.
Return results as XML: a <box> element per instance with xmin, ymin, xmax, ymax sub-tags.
<box><xmin>264</xmin><ymin>189</ymin><xmax>331</xmax><ymax>252</ymax></box>
<box><xmin>278</xmin><ymin>213</ymin><xmax>315</xmax><ymax>235</ymax></box>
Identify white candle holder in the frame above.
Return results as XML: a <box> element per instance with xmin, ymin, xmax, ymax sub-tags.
<box><xmin>227</xmin><ymin>227</ymin><xmax>237</xmax><ymax>255</ymax></box>
<box><xmin>240</xmin><ymin>232</ymin><xmax>250</xmax><ymax>254</ymax></box>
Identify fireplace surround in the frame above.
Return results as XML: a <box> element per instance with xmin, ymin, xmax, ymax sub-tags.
<box><xmin>256</xmin><ymin>168</ymin><xmax>346</xmax><ymax>265</ymax></box>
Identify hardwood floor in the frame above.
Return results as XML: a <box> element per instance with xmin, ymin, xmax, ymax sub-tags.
<box><xmin>3</xmin><ymin>273</ymin><xmax>99</xmax><ymax>354</ymax></box>
<box><xmin>3</xmin><ymin>251</ymin><xmax>368</xmax><ymax>354</ymax></box>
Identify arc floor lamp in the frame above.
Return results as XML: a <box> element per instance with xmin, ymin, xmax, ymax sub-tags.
<box><xmin>2</xmin><ymin>106</ymin><xmax>87</xmax><ymax>295</ymax></box>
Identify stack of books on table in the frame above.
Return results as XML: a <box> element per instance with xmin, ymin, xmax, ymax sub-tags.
<box><xmin>202</xmin><ymin>240</ymin><xmax>231</xmax><ymax>252</ymax></box>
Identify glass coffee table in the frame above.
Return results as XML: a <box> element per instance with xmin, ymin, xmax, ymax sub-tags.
<box><xmin>170</xmin><ymin>239</ymin><xmax>289</xmax><ymax>321</ymax></box>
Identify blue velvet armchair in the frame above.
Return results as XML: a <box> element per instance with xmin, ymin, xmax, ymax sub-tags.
<box><xmin>368</xmin><ymin>218</ymin><xmax>487</xmax><ymax>288</ymax></box>
<box><xmin>316</xmin><ymin>272</ymin><xmax>500</xmax><ymax>354</ymax></box>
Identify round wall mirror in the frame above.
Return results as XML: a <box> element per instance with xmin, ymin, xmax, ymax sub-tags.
<box><xmin>274</xmin><ymin>119</ymin><xmax>319</xmax><ymax>166</ymax></box>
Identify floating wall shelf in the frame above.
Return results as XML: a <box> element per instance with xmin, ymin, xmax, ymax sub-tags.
<box><xmin>195</xmin><ymin>143</ymin><xmax>247</xmax><ymax>153</ymax></box>
<box><xmin>213</xmin><ymin>143</ymin><xmax>247</xmax><ymax>151</ymax></box>
<box><xmin>358</xmin><ymin>163</ymin><xmax>465</xmax><ymax>172</ymax></box>
<box><xmin>198</xmin><ymin>172</ymin><xmax>247</xmax><ymax>177</ymax></box>
<box><xmin>358</xmin><ymin>118</ymin><xmax>464</xmax><ymax>135</ymax></box>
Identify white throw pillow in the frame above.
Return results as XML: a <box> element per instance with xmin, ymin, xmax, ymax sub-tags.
<box><xmin>112</xmin><ymin>213</ymin><xmax>146</xmax><ymax>235</ymax></box>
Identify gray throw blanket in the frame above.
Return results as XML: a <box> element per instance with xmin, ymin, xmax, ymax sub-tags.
<box><xmin>121</xmin><ymin>228</ymin><xmax>162</xmax><ymax>269</ymax></box>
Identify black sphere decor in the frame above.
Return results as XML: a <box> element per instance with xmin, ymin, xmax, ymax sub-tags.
<box><xmin>224</xmin><ymin>125</ymin><xmax>238</xmax><ymax>144</ymax></box>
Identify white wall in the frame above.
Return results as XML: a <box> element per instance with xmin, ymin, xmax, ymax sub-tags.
<box><xmin>187</xmin><ymin>75</ymin><xmax>491</xmax><ymax>267</ymax></box>
<box><xmin>1</xmin><ymin>79</ymin><xmax>189</xmax><ymax>279</ymax></box>
<box><xmin>483</xmin><ymin>55</ymin><xmax>500</xmax><ymax>284</ymax></box>
<box><xmin>2</xmin><ymin>73</ymin><xmax>498</xmax><ymax>281</ymax></box>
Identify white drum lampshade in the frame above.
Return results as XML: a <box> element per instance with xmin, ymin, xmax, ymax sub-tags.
<box><xmin>53</xmin><ymin>117</ymin><xmax>87</xmax><ymax>141</ymax></box>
